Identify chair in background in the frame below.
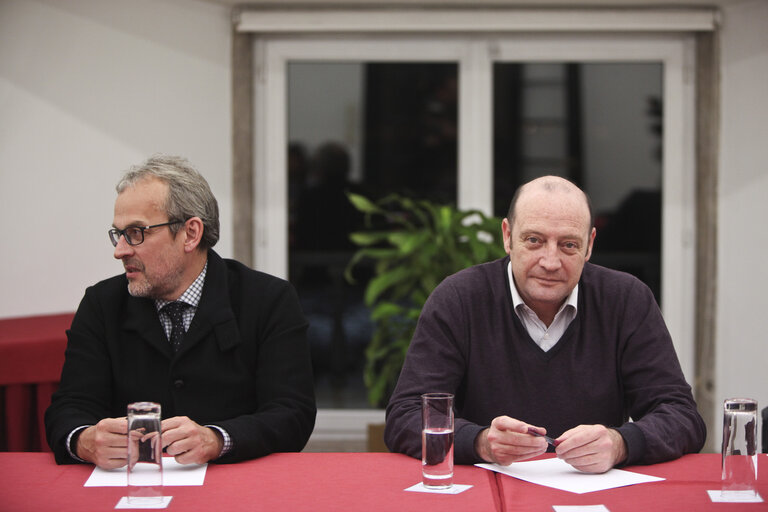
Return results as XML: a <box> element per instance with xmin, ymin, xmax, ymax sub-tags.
<box><xmin>0</xmin><ymin>313</ymin><xmax>72</xmax><ymax>452</ymax></box>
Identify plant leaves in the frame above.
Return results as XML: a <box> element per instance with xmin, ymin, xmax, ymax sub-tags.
<box><xmin>347</xmin><ymin>192</ymin><xmax>383</xmax><ymax>214</ymax></box>
<box><xmin>364</xmin><ymin>265</ymin><xmax>414</xmax><ymax>306</ymax></box>
<box><xmin>346</xmin><ymin>192</ymin><xmax>506</xmax><ymax>405</ymax></box>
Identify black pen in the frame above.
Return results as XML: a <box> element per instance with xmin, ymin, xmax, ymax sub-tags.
<box><xmin>527</xmin><ymin>427</ymin><xmax>560</xmax><ymax>447</ymax></box>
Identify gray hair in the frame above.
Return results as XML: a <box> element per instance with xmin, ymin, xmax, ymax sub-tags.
<box><xmin>116</xmin><ymin>155</ymin><xmax>220</xmax><ymax>249</ymax></box>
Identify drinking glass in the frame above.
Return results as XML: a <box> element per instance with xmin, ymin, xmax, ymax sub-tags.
<box><xmin>127</xmin><ymin>402</ymin><xmax>163</xmax><ymax>504</ymax></box>
<box><xmin>721</xmin><ymin>398</ymin><xmax>758</xmax><ymax>499</ymax></box>
<box><xmin>421</xmin><ymin>393</ymin><xmax>454</xmax><ymax>489</ymax></box>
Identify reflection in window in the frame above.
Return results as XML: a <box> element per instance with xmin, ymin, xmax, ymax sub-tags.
<box><xmin>493</xmin><ymin>63</ymin><xmax>663</xmax><ymax>302</ymax></box>
<box><xmin>288</xmin><ymin>63</ymin><xmax>458</xmax><ymax>408</ymax></box>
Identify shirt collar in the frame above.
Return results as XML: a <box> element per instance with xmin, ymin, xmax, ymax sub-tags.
<box><xmin>155</xmin><ymin>261</ymin><xmax>208</xmax><ymax>312</ymax></box>
<box><xmin>507</xmin><ymin>261</ymin><xmax>578</xmax><ymax>318</ymax></box>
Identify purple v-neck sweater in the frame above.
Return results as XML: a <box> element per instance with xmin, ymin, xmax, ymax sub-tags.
<box><xmin>385</xmin><ymin>257</ymin><xmax>706</xmax><ymax>466</ymax></box>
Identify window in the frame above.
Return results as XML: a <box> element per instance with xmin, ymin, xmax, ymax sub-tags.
<box><xmin>245</xmin><ymin>17</ymin><xmax>706</xmax><ymax>414</ymax></box>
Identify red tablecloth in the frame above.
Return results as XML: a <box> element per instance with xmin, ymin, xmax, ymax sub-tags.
<box><xmin>0</xmin><ymin>452</ymin><xmax>501</xmax><ymax>512</ymax></box>
<box><xmin>495</xmin><ymin>453</ymin><xmax>768</xmax><ymax>511</ymax></box>
<box><xmin>0</xmin><ymin>313</ymin><xmax>73</xmax><ymax>451</ymax></box>
<box><xmin>2</xmin><ymin>452</ymin><xmax>766</xmax><ymax>511</ymax></box>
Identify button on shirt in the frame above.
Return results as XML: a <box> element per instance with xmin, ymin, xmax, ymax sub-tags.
<box><xmin>507</xmin><ymin>262</ymin><xmax>578</xmax><ymax>352</ymax></box>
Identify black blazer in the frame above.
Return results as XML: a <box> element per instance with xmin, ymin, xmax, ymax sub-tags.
<box><xmin>45</xmin><ymin>250</ymin><xmax>316</xmax><ymax>464</ymax></box>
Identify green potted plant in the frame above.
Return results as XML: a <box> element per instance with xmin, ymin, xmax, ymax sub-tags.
<box><xmin>345</xmin><ymin>193</ymin><xmax>507</xmax><ymax>408</ymax></box>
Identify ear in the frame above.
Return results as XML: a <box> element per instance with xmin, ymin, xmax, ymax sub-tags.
<box><xmin>182</xmin><ymin>217</ymin><xmax>205</xmax><ymax>253</ymax></box>
<box><xmin>585</xmin><ymin>227</ymin><xmax>596</xmax><ymax>261</ymax></box>
<box><xmin>501</xmin><ymin>218</ymin><xmax>512</xmax><ymax>256</ymax></box>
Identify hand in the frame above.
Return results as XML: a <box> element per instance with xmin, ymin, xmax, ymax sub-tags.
<box><xmin>76</xmin><ymin>417</ymin><xmax>128</xmax><ymax>469</ymax></box>
<box><xmin>161</xmin><ymin>416</ymin><xmax>223</xmax><ymax>465</ymax></box>
<box><xmin>555</xmin><ymin>424</ymin><xmax>627</xmax><ymax>473</ymax></box>
<box><xmin>474</xmin><ymin>416</ymin><xmax>549</xmax><ymax>465</ymax></box>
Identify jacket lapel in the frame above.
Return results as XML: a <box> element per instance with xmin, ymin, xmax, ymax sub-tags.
<box><xmin>122</xmin><ymin>295</ymin><xmax>173</xmax><ymax>359</ymax></box>
<box><xmin>176</xmin><ymin>250</ymin><xmax>242</xmax><ymax>356</ymax></box>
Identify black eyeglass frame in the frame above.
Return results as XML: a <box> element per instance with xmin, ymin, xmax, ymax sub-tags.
<box><xmin>108</xmin><ymin>220</ymin><xmax>184</xmax><ymax>247</ymax></box>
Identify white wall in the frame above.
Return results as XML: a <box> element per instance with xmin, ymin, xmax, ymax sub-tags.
<box><xmin>0</xmin><ymin>0</ymin><xmax>232</xmax><ymax>318</ymax></box>
<box><xmin>716</xmin><ymin>0</ymin><xmax>768</xmax><ymax>438</ymax></box>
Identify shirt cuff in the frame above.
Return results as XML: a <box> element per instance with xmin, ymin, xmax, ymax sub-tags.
<box><xmin>205</xmin><ymin>425</ymin><xmax>233</xmax><ymax>458</ymax></box>
<box><xmin>66</xmin><ymin>426</ymin><xmax>91</xmax><ymax>463</ymax></box>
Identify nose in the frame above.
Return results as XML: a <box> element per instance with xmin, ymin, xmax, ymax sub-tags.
<box><xmin>538</xmin><ymin>242</ymin><xmax>562</xmax><ymax>271</ymax></box>
<box><xmin>113</xmin><ymin>234</ymin><xmax>134</xmax><ymax>260</ymax></box>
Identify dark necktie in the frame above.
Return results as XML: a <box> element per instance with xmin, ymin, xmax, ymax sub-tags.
<box><xmin>163</xmin><ymin>302</ymin><xmax>188</xmax><ymax>351</ymax></box>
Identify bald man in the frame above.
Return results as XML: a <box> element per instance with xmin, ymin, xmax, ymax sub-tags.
<box><xmin>384</xmin><ymin>176</ymin><xmax>705</xmax><ymax>473</ymax></box>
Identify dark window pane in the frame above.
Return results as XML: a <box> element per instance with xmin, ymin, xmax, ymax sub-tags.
<box><xmin>288</xmin><ymin>62</ymin><xmax>458</xmax><ymax>408</ymax></box>
<box><xmin>493</xmin><ymin>62</ymin><xmax>663</xmax><ymax>302</ymax></box>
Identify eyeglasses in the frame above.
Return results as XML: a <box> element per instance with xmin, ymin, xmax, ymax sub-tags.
<box><xmin>108</xmin><ymin>220</ymin><xmax>183</xmax><ymax>247</ymax></box>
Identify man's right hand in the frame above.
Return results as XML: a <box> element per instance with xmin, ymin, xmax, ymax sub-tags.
<box><xmin>76</xmin><ymin>418</ymin><xmax>128</xmax><ymax>469</ymax></box>
<box><xmin>474</xmin><ymin>416</ymin><xmax>549</xmax><ymax>465</ymax></box>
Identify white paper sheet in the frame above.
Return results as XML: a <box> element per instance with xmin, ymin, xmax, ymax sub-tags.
<box><xmin>553</xmin><ymin>506</ymin><xmax>610</xmax><ymax>512</ymax></box>
<box><xmin>84</xmin><ymin>458</ymin><xmax>207</xmax><ymax>487</ymax></box>
<box><xmin>115</xmin><ymin>496</ymin><xmax>173</xmax><ymax>509</ymax></box>
<box><xmin>404</xmin><ymin>482</ymin><xmax>473</xmax><ymax>494</ymax></box>
<box><xmin>476</xmin><ymin>457</ymin><xmax>664</xmax><ymax>494</ymax></box>
<box><xmin>707</xmin><ymin>490</ymin><xmax>764</xmax><ymax>503</ymax></box>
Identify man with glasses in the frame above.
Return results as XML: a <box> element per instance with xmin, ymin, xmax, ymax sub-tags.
<box><xmin>45</xmin><ymin>155</ymin><xmax>316</xmax><ymax>467</ymax></box>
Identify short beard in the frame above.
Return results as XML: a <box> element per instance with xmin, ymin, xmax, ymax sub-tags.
<box><xmin>126</xmin><ymin>265</ymin><xmax>185</xmax><ymax>300</ymax></box>
<box><xmin>127</xmin><ymin>279</ymin><xmax>153</xmax><ymax>298</ymax></box>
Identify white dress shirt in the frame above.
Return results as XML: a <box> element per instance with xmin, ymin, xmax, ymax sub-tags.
<box><xmin>507</xmin><ymin>261</ymin><xmax>578</xmax><ymax>352</ymax></box>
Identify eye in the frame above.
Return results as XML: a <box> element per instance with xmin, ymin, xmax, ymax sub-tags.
<box><xmin>561</xmin><ymin>241</ymin><xmax>581</xmax><ymax>253</ymax></box>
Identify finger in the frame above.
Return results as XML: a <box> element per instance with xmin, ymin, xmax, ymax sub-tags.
<box><xmin>495</xmin><ymin>444</ymin><xmax>547</xmax><ymax>460</ymax></box>
<box><xmin>103</xmin><ymin>446</ymin><xmax>130</xmax><ymax>460</ymax></box>
<box><xmin>563</xmin><ymin>453</ymin><xmax>612</xmax><ymax>474</ymax></box>
<box><xmin>492</xmin><ymin>446</ymin><xmax>547</xmax><ymax>466</ymax></box>
<box><xmin>489</xmin><ymin>432</ymin><xmax>548</xmax><ymax>465</ymax></box>
<box><xmin>102</xmin><ymin>417</ymin><xmax>129</xmax><ymax>434</ymax></box>
<box><xmin>495</xmin><ymin>428</ymin><xmax>547</xmax><ymax>450</ymax></box>
<box><xmin>173</xmin><ymin>446</ymin><xmax>204</xmax><ymax>465</ymax></box>
<box><xmin>160</xmin><ymin>419</ymin><xmax>192</xmax><ymax>445</ymax></box>
<box><xmin>526</xmin><ymin>425</ymin><xmax>548</xmax><ymax>436</ymax></box>
<box><xmin>161</xmin><ymin>418</ymin><xmax>181</xmax><ymax>432</ymax></box>
<box><xmin>491</xmin><ymin>416</ymin><xmax>530</xmax><ymax>434</ymax></box>
<box><xmin>99</xmin><ymin>457</ymin><xmax>128</xmax><ymax>470</ymax></box>
<box><xmin>94</xmin><ymin>447</ymin><xmax>129</xmax><ymax>469</ymax></box>
<box><xmin>95</xmin><ymin>431</ymin><xmax>128</xmax><ymax>450</ymax></box>
<box><xmin>161</xmin><ymin>416</ymin><xmax>192</xmax><ymax>431</ymax></box>
<box><xmin>163</xmin><ymin>426</ymin><xmax>197</xmax><ymax>455</ymax></box>
<box><xmin>555</xmin><ymin>425</ymin><xmax>599</xmax><ymax>453</ymax></box>
<box><xmin>105</xmin><ymin>430</ymin><xmax>130</xmax><ymax>445</ymax></box>
<box><xmin>161</xmin><ymin>428</ymin><xmax>183</xmax><ymax>449</ymax></box>
<box><xmin>164</xmin><ymin>439</ymin><xmax>188</xmax><ymax>457</ymax></box>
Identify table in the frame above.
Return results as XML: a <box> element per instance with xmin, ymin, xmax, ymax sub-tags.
<box><xmin>496</xmin><ymin>453</ymin><xmax>768</xmax><ymax>511</ymax></box>
<box><xmin>1</xmin><ymin>452</ymin><xmax>766</xmax><ymax>511</ymax></box>
<box><xmin>0</xmin><ymin>452</ymin><xmax>500</xmax><ymax>512</ymax></box>
<box><xmin>0</xmin><ymin>313</ymin><xmax>74</xmax><ymax>451</ymax></box>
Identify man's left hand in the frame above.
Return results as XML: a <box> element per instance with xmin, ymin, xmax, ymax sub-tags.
<box><xmin>161</xmin><ymin>416</ymin><xmax>223</xmax><ymax>464</ymax></box>
<box><xmin>554</xmin><ymin>424</ymin><xmax>627</xmax><ymax>473</ymax></box>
